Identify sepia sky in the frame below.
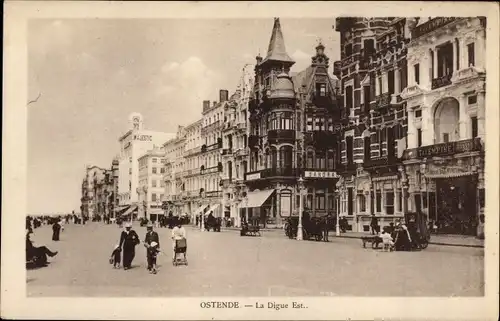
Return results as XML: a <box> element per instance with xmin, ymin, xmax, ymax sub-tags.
<box><xmin>28</xmin><ymin>18</ymin><xmax>340</xmax><ymax>214</ymax></box>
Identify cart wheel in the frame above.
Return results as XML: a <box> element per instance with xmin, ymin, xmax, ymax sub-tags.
<box><xmin>420</xmin><ymin>240</ymin><xmax>429</xmax><ymax>249</ymax></box>
<box><xmin>372</xmin><ymin>241</ymin><xmax>379</xmax><ymax>249</ymax></box>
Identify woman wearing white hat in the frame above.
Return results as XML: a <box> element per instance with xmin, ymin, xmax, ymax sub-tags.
<box><xmin>119</xmin><ymin>222</ymin><xmax>140</xmax><ymax>270</ymax></box>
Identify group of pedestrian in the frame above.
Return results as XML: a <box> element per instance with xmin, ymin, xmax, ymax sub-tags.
<box><xmin>111</xmin><ymin>220</ymin><xmax>186</xmax><ymax>274</ymax></box>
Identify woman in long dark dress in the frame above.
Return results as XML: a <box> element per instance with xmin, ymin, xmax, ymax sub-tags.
<box><xmin>394</xmin><ymin>223</ymin><xmax>412</xmax><ymax>251</ymax></box>
<box><xmin>119</xmin><ymin>223</ymin><xmax>140</xmax><ymax>270</ymax></box>
<box><xmin>52</xmin><ymin>220</ymin><xmax>61</xmax><ymax>241</ymax></box>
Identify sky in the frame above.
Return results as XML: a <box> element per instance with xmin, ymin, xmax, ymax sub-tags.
<box><xmin>27</xmin><ymin>18</ymin><xmax>340</xmax><ymax>214</ymax></box>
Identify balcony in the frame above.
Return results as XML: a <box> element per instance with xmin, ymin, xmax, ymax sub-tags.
<box><xmin>375</xmin><ymin>92</ymin><xmax>392</xmax><ymax>109</ymax></box>
<box><xmin>340</xmin><ymin>53</ymin><xmax>360</xmax><ymax>68</ymax></box>
<box><xmin>412</xmin><ymin>17</ymin><xmax>457</xmax><ymax>39</ymax></box>
<box><xmin>244</xmin><ymin>167</ymin><xmax>299</xmax><ymax>181</ymax></box>
<box><xmin>201</xmin><ymin>120</ymin><xmax>222</xmax><ymax>135</ymax></box>
<box><xmin>201</xmin><ymin>140</ymin><xmax>222</xmax><ymax>154</ymax></box>
<box><xmin>267</xmin><ymin>129</ymin><xmax>295</xmax><ymax>144</ymax></box>
<box><xmin>205</xmin><ymin>190</ymin><xmax>222</xmax><ymax>198</ymax></box>
<box><xmin>248</xmin><ymin>135</ymin><xmax>260</xmax><ymax>149</ymax></box>
<box><xmin>200</xmin><ymin>162</ymin><xmax>222</xmax><ymax>175</ymax></box>
<box><xmin>403</xmin><ymin>138</ymin><xmax>483</xmax><ymax>160</ymax></box>
<box><xmin>221</xmin><ymin>148</ymin><xmax>233</xmax><ymax>156</ymax></box>
<box><xmin>432</xmin><ymin>74</ymin><xmax>452</xmax><ymax>90</ymax></box>
<box><xmin>234</xmin><ymin>148</ymin><xmax>249</xmax><ymax>158</ymax></box>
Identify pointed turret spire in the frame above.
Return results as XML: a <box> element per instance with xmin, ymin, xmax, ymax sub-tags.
<box><xmin>262</xmin><ymin>18</ymin><xmax>295</xmax><ymax>65</ymax></box>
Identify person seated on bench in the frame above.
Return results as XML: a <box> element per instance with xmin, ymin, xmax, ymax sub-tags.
<box><xmin>26</xmin><ymin>230</ymin><xmax>58</xmax><ymax>266</ymax></box>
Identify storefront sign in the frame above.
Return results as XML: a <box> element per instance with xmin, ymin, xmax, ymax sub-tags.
<box><xmin>304</xmin><ymin>171</ymin><xmax>338</xmax><ymax>178</ymax></box>
<box><xmin>426</xmin><ymin>165</ymin><xmax>470</xmax><ymax>177</ymax></box>
<box><xmin>245</xmin><ymin>172</ymin><xmax>261</xmax><ymax>181</ymax></box>
<box><xmin>133</xmin><ymin>134</ymin><xmax>153</xmax><ymax>141</ymax></box>
<box><xmin>407</xmin><ymin>138</ymin><xmax>481</xmax><ymax>159</ymax></box>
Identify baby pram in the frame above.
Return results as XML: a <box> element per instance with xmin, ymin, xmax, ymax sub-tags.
<box><xmin>173</xmin><ymin>238</ymin><xmax>187</xmax><ymax>266</ymax></box>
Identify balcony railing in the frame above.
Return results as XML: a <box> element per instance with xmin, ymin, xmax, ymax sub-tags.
<box><xmin>201</xmin><ymin>141</ymin><xmax>222</xmax><ymax>153</ymax></box>
<box><xmin>340</xmin><ymin>53</ymin><xmax>360</xmax><ymax>68</ymax></box>
<box><xmin>244</xmin><ymin>167</ymin><xmax>299</xmax><ymax>181</ymax></box>
<box><xmin>234</xmin><ymin>148</ymin><xmax>249</xmax><ymax>158</ymax></box>
<box><xmin>267</xmin><ymin>129</ymin><xmax>296</xmax><ymax>143</ymax></box>
<box><xmin>375</xmin><ymin>92</ymin><xmax>392</xmax><ymax>109</ymax></box>
<box><xmin>432</xmin><ymin>74</ymin><xmax>452</xmax><ymax>90</ymax></box>
<box><xmin>205</xmin><ymin>190</ymin><xmax>223</xmax><ymax>198</ymax></box>
<box><xmin>201</xmin><ymin>120</ymin><xmax>222</xmax><ymax>134</ymax></box>
<box><xmin>413</xmin><ymin>17</ymin><xmax>457</xmax><ymax>39</ymax></box>
<box><xmin>403</xmin><ymin>138</ymin><xmax>482</xmax><ymax>160</ymax></box>
<box><xmin>222</xmin><ymin>148</ymin><xmax>232</xmax><ymax>156</ymax></box>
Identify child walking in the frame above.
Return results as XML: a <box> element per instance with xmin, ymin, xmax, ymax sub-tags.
<box><xmin>109</xmin><ymin>245</ymin><xmax>121</xmax><ymax>268</ymax></box>
<box><xmin>146</xmin><ymin>241</ymin><xmax>160</xmax><ymax>274</ymax></box>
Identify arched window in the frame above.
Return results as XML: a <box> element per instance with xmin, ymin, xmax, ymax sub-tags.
<box><xmin>434</xmin><ymin>97</ymin><xmax>460</xmax><ymax>143</ymax></box>
<box><xmin>265</xmin><ymin>149</ymin><xmax>270</xmax><ymax>168</ymax></box>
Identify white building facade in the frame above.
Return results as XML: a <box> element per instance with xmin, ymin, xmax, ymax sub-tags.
<box><xmin>137</xmin><ymin>148</ymin><xmax>167</xmax><ymax>222</ymax></box>
<box><xmin>117</xmin><ymin>113</ymin><xmax>175</xmax><ymax>217</ymax></box>
<box><xmin>401</xmin><ymin>17</ymin><xmax>486</xmax><ymax>235</ymax></box>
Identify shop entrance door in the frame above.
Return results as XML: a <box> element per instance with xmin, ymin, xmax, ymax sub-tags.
<box><xmin>435</xmin><ymin>175</ymin><xmax>477</xmax><ymax>235</ymax></box>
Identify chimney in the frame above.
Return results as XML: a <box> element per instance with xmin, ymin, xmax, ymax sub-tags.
<box><xmin>203</xmin><ymin>100</ymin><xmax>210</xmax><ymax>112</ymax></box>
<box><xmin>219</xmin><ymin>89</ymin><xmax>229</xmax><ymax>102</ymax></box>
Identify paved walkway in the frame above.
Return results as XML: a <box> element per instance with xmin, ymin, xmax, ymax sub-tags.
<box><xmin>217</xmin><ymin>226</ymin><xmax>484</xmax><ymax>248</ymax></box>
<box><xmin>27</xmin><ymin>223</ymin><xmax>484</xmax><ymax>297</ymax></box>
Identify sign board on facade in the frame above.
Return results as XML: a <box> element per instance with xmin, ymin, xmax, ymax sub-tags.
<box><xmin>246</xmin><ymin>172</ymin><xmax>261</xmax><ymax>181</ymax></box>
<box><xmin>405</xmin><ymin>138</ymin><xmax>482</xmax><ymax>159</ymax></box>
<box><xmin>304</xmin><ymin>171</ymin><xmax>338</xmax><ymax>178</ymax></box>
<box><xmin>133</xmin><ymin>134</ymin><xmax>153</xmax><ymax>142</ymax></box>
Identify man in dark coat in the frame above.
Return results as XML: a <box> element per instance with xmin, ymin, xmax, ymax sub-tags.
<box><xmin>322</xmin><ymin>213</ymin><xmax>333</xmax><ymax>242</ymax></box>
<box><xmin>370</xmin><ymin>215</ymin><xmax>379</xmax><ymax>235</ymax></box>
<box><xmin>143</xmin><ymin>222</ymin><xmax>160</xmax><ymax>272</ymax></box>
<box><xmin>52</xmin><ymin>219</ymin><xmax>61</xmax><ymax>241</ymax></box>
<box><xmin>119</xmin><ymin>222</ymin><xmax>140</xmax><ymax>270</ymax></box>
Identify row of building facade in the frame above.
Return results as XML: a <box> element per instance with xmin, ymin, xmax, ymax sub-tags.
<box><xmin>81</xmin><ymin>16</ymin><xmax>486</xmax><ymax>235</ymax></box>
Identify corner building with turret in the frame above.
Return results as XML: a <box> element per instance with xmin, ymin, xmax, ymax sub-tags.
<box><xmin>243</xmin><ymin>18</ymin><xmax>342</xmax><ymax>227</ymax></box>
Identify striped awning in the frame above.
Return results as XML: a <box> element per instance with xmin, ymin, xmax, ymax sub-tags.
<box><xmin>193</xmin><ymin>204</ymin><xmax>209</xmax><ymax>216</ymax></box>
<box><xmin>425</xmin><ymin>171</ymin><xmax>476</xmax><ymax>179</ymax></box>
<box><xmin>120</xmin><ymin>205</ymin><xmax>137</xmax><ymax>217</ymax></box>
<box><xmin>239</xmin><ymin>189</ymin><xmax>275</xmax><ymax>209</ymax></box>
<box><xmin>205</xmin><ymin>204</ymin><xmax>220</xmax><ymax>216</ymax></box>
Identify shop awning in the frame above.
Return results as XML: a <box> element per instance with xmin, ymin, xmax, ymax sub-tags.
<box><xmin>239</xmin><ymin>189</ymin><xmax>275</xmax><ymax>209</ymax></box>
<box><xmin>206</xmin><ymin>203</ymin><xmax>220</xmax><ymax>216</ymax></box>
<box><xmin>114</xmin><ymin>205</ymin><xmax>130</xmax><ymax>213</ymax></box>
<box><xmin>120</xmin><ymin>205</ymin><xmax>138</xmax><ymax>218</ymax></box>
<box><xmin>193</xmin><ymin>204</ymin><xmax>209</xmax><ymax>216</ymax></box>
<box><xmin>149</xmin><ymin>208</ymin><xmax>164</xmax><ymax>215</ymax></box>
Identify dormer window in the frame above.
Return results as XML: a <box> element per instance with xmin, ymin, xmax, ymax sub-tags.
<box><xmin>316</xmin><ymin>83</ymin><xmax>327</xmax><ymax>96</ymax></box>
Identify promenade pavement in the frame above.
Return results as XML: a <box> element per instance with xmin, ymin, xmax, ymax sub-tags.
<box><xmin>27</xmin><ymin>222</ymin><xmax>484</xmax><ymax>297</ymax></box>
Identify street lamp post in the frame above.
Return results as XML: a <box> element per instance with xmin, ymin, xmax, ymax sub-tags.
<box><xmin>335</xmin><ymin>188</ymin><xmax>340</xmax><ymax>236</ymax></box>
<box><xmin>297</xmin><ymin>177</ymin><xmax>304</xmax><ymax>241</ymax></box>
<box><xmin>201</xmin><ymin>190</ymin><xmax>206</xmax><ymax>232</ymax></box>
